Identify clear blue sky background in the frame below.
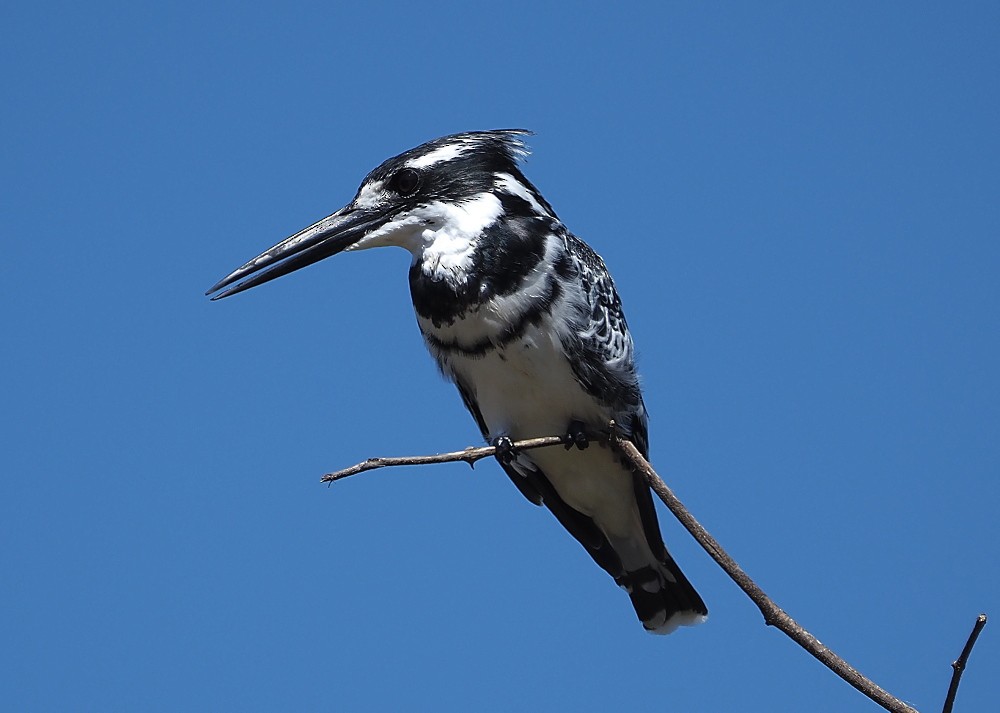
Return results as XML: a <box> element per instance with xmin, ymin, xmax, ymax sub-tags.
<box><xmin>3</xmin><ymin>2</ymin><xmax>997</xmax><ymax>711</ymax></box>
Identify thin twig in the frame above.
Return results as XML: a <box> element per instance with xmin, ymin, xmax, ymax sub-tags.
<box><xmin>942</xmin><ymin>614</ymin><xmax>987</xmax><ymax>713</ymax></box>
<box><xmin>321</xmin><ymin>434</ymin><xmax>572</xmax><ymax>483</ymax></box>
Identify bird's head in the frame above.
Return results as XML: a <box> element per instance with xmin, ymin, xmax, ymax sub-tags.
<box><xmin>206</xmin><ymin>129</ymin><xmax>555</xmax><ymax>300</ymax></box>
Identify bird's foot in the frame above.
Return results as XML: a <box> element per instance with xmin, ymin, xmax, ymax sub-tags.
<box><xmin>492</xmin><ymin>435</ymin><xmax>518</xmax><ymax>466</ymax></box>
<box><xmin>565</xmin><ymin>420</ymin><xmax>590</xmax><ymax>451</ymax></box>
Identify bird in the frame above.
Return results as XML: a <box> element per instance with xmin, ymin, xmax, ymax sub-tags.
<box><xmin>206</xmin><ymin>130</ymin><xmax>707</xmax><ymax>634</ymax></box>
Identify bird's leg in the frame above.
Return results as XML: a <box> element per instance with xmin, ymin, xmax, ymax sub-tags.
<box><xmin>565</xmin><ymin>419</ymin><xmax>590</xmax><ymax>451</ymax></box>
<box><xmin>492</xmin><ymin>435</ymin><xmax>518</xmax><ymax>465</ymax></box>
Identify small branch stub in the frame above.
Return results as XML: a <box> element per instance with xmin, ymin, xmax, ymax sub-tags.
<box><xmin>942</xmin><ymin>614</ymin><xmax>988</xmax><ymax>713</ymax></box>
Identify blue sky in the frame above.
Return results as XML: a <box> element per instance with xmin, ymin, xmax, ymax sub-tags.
<box><xmin>3</xmin><ymin>2</ymin><xmax>998</xmax><ymax>711</ymax></box>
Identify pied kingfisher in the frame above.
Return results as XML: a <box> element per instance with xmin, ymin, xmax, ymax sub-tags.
<box><xmin>207</xmin><ymin>130</ymin><xmax>707</xmax><ymax>634</ymax></box>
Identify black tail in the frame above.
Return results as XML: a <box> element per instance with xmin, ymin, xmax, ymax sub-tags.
<box><xmin>619</xmin><ymin>557</ymin><xmax>707</xmax><ymax>634</ymax></box>
<box><xmin>494</xmin><ymin>450</ymin><xmax>708</xmax><ymax>634</ymax></box>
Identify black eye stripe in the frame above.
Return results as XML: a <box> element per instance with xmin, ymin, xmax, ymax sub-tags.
<box><xmin>393</xmin><ymin>168</ymin><xmax>421</xmax><ymax>196</ymax></box>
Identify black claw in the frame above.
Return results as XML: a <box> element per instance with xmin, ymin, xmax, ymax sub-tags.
<box><xmin>493</xmin><ymin>436</ymin><xmax>517</xmax><ymax>465</ymax></box>
<box><xmin>565</xmin><ymin>420</ymin><xmax>590</xmax><ymax>451</ymax></box>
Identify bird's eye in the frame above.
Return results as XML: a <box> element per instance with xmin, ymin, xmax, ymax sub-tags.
<box><xmin>392</xmin><ymin>168</ymin><xmax>421</xmax><ymax>196</ymax></box>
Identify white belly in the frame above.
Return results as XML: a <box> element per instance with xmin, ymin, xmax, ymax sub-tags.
<box><xmin>442</xmin><ymin>321</ymin><xmax>647</xmax><ymax>547</ymax></box>
<box><xmin>451</xmin><ymin>322</ymin><xmax>606</xmax><ymax>438</ymax></box>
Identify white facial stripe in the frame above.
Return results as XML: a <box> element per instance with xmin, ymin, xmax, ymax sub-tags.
<box><xmin>495</xmin><ymin>172</ymin><xmax>552</xmax><ymax>218</ymax></box>
<box><xmin>345</xmin><ymin>213</ymin><xmax>423</xmax><ymax>252</ymax></box>
<box><xmin>354</xmin><ymin>179</ymin><xmax>385</xmax><ymax>209</ymax></box>
<box><xmin>406</xmin><ymin>143</ymin><xmax>468</xmax><ymax>169</ymax></box>
<box><xmin>344</xmin><ymin>191</ymin><xmax>504</xmax><ymax>261</ymax></box>
<box><xmin>426</xmin><ymin>192</ymin><xmax>504</xmax><ymax>238</ymax></box>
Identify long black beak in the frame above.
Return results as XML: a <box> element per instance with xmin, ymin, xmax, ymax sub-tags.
<box><xmin>205</xmin><ymin>206</ymin><xmax>386</xmax><ymax>300</ymax></box>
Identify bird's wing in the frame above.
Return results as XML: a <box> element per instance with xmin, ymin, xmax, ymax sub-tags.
<box><xmin>559</xmin><ymin>234</ymin><xmax>677</xmax><ymax>561</ymax></box>
<box><xmin>560</xmin><ymin>232</ymin><xmax>648</xmax><ymax>453</ymax></box>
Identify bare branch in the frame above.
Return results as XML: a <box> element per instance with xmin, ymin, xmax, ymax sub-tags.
<box><xmin>321</xmin><ymin>434</ymin><xmax>572</xmax><ymax>483</ymax></box>
<box><xmin>606</xmin><ymin>431</ymin><xmax>920</xmax><ymax>713</ymax></box>
<box><xmin>322</xmin><ymin>426</ymin><xmax>987</xmax><ymax>713</ymax></box>
<box><xmin>942</xmin><ymin>614</ymin><xmax>988</xmax><ymax>713</ymax></box>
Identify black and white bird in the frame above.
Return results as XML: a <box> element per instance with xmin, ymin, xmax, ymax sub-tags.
<box><xmin>207</xmin><ymin>130</ymin><xmax>707</xmax><ymax>634</ymax></box>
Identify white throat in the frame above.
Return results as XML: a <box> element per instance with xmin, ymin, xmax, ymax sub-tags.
<box><xmin>348</xmin><ymin>192</ymin><xmax>504</xmax><ymax>284</ymax></box>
